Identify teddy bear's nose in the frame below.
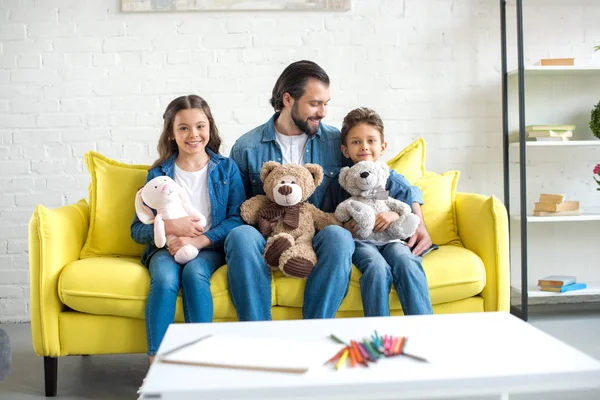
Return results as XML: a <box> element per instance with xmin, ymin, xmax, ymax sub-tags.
<box><xmin>360</xmin><ymin>172</ymin><xmax>370</xmax><ymax>178</ymax></box>
<box><xmin>278</xmin><ymin>185</ymin><xmax>293</xmax><ymax>196</ymax></box>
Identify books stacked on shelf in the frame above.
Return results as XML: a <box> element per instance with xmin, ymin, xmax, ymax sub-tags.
<box><xmin>533</xmin><ymin>194</ymin><xmax>580</xmax><ymax>216</ymax></box>
<box><xmin>538</xmin><ymin>275</ymin><xmax>587</xmax><ymax>293</ymax></box>
<box><xmin>526</xmin><ymin>125</ymin><xmax>575</xmax><ymax>142</ymax></box>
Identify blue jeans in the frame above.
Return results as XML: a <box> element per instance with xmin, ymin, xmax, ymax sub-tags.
<box><xmin>225</xmin><ymin>225</ymin><xmax>354</xmax><ymax>320</ymax></box>
<box><xmin>353</xmin><ymin>241</ymin><xmax>433</xmax><ymax>317</ymax></box>
<box><xmin>145</xmin><ymin>248</ymin><xmax>224</xmax><ymax>356</ymax></box>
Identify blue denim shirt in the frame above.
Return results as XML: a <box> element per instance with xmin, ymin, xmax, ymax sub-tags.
<box><xmin>130</xmin><ymin>149</ymin><xmax>245</xmax><ymax>267</ymax></box>
<box><xmin>230</xmin><ymin>113</ymin><xmax>352</xmax><ymax>210</ymax></box>
<box><xmin>321</xmin><ymin>169</ymin><xmax>424</xmax><ymax>213</ymax></box>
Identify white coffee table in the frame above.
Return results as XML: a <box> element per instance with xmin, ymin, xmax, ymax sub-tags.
<box><xmin>139</xmin><ymin>312</ymin><xmax>600</xmax><ymax>399</ymax></box>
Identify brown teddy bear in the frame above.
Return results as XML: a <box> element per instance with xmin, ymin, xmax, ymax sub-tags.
<box><xmin>240</xmin><ymin>161</ymin><xmax>340</xmax><ymax>279</ymax></box>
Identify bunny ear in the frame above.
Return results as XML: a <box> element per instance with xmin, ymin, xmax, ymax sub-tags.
<box><xmin>135</xmin><ymin>189</ymin><xmax>155</xmax><ymax>224</ymax></box>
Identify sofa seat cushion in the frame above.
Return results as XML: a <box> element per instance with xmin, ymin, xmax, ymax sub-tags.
<box><xmin>58</xmin><ymin>257</ymin><xmax>237</xmax><ymax>321</ymax></box>
<box><xmin>275</xmin><ymin>244</ymin><xmax>486</xmax><ymax>311</ymax></box>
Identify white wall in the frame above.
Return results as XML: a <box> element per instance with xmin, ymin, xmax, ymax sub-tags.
<box><xmin>0</xmin><ymin>0</ymin><xmax>599</xmax><ymax>321</ymax></box>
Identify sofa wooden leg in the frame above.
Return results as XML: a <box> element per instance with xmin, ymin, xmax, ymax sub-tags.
<box><xmin>43</xmin><ymin>356</ymin><xmax>57</xmax><ymax>397</ymax></box>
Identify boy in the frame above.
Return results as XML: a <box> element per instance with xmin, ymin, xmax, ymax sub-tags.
<box><xmin>324</xmin><ymin>107</ymin><xmax>435</xmax><ymax>317</ymax></box>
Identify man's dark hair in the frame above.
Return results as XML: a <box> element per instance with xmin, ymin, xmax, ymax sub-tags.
<box><xmin>269</xmin><ymin>60</ymin><xmax>330</xmax><ymax>112</ymax></box>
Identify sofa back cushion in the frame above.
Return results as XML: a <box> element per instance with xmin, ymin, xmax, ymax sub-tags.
<box><xmin>80</xmin><ymin>151</ymin><xmax>149</xmax><ymax>258</ymax></box>
<box><xmin>415</xmin><ymin>171</ymin><xmax>462</xmax><ymax>246</ymax></box>
<box><xmin>386</xmin><ymin>137</ymin><xmax>425</xmax><ymax>184</ymax></box>
<box><xmin>387</xmin><ymin>139</ymin><xmax>461</xmax><ymax>246</ymax></box>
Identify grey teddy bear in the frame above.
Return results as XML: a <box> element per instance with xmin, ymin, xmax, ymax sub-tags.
<box><xmin>335</xmin><ymin>161</ymin><xmax>420</xmax><ymax>242</ymax></box>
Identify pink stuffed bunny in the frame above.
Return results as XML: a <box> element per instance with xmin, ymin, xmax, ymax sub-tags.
<box><xmin>135</xmin><ymin>176</ymin><xmax>207</xmax><ymax>264</ymax></box>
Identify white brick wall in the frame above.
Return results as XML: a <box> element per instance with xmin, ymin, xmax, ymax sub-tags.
<box><xmin>0</xmin><ymin>0</ymin><xmax>599</xmax><ymax>321</ymax></box>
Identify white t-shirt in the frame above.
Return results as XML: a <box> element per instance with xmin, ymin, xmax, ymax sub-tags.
<box><xmin>275</xmin><ymin>130</ymin><xmax>308</xmax><ymax>165</ymax></box>
<box><xmin>174</xmin><ymin>164</ymin><xmax>212</xmax><ymax>231</ymax></box>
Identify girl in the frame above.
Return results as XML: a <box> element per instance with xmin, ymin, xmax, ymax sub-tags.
<box><xmin>130</xmin><ymin>95</ymin><xmax>245</xmax><ymax>363</ymax></box>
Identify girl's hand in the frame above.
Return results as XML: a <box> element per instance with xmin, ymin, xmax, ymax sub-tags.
<box><xmin>168</xmin><ymin>236</ymin><xmax>197</xmax><ymax>256</ymax></box>
<box><xmin>373</xmin><ymin>212</ymin><xmax>400</xmax><ymax>233</ymax></box>
<box><xmin>407</xmin><ymin>224</ymin><xmax>433</xmax><ymax>256</ymax></box>
<box><xmin>165</xmin><ymin>217</ymin><xmax>204</xmax><ymax>237</ymax></box>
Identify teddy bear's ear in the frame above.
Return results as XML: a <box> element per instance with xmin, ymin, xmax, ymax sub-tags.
<box><xmin>338</xmin><ymin>166</ymin><xmax>350</xmax><ymax>188</ymax></box>
<box><xmin>377</xmin><ymin>161</ymin><xmax>390</xmax><ymax>179</ymax></box>
<box><xmin>135</xmin><ymin>188</ymin><xmax>155</xmax><ymax>224</ymax></box>
<box><xmin>260</xmin><ymin>161</ymin><xmax>281</xmax><ymax>182</ymax></box>
<box><xmin>304</xmin><ymin>163</ymin><xmax>323</xmax><ymax>187</ymax></box>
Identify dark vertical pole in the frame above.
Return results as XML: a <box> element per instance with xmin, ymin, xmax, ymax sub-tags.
<box><xmin>516</xmin><ymin>0</ymin><xmax>529</xmax><ymax>321</ymax></box>
<box><xmin>44</xmin><ymin>356</ymin><xmax>58</xmax><ymax>397</ymax></box>
<box><xmin>500</xmin><ymin>0</ymin><xmax>510</xmax><ymax>213</ymax></box>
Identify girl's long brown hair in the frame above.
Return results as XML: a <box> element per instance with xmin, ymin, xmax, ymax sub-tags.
<box><xmin>151</xmin><ymin>95</ymin><xmax>222</xmax><ymax>169</ymax></box>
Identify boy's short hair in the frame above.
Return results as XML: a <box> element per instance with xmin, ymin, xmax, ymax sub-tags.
<box><xmin>341</xmin><ymin>107</ymin><xmax>384</xmax><ymax>145</ymax></box>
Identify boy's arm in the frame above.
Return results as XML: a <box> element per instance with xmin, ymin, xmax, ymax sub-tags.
<box><xmin>407</xmin><ymin>202</ymin><xmax>432</xmax><ymax>256</ymax></box>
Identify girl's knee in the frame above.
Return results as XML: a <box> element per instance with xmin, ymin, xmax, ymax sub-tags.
<box><xmin>182</xmin><ymin>262</ymin><xmax>211</xmax><ymax>283</ymax></box>
<box><xmin>226</xmin><ymin>225</ymin><xmax>261</xmax><ymax>243</ymax></box>
<box><xmin>150</xmin><ymin>271</ymin><xmax>180</xmax><ymax>292</ymax></box>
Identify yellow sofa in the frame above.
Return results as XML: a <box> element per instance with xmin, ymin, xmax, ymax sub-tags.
<box><xmin>29</xmin><ymin>138</ymin><xmax>509</xmax><ymax>396</ymax></box>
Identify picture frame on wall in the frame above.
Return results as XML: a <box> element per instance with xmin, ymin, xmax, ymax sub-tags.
<box><xmin>121</xmin><ymin>0</ymin><xmax>352</xmax><ymax>12</ymax></box>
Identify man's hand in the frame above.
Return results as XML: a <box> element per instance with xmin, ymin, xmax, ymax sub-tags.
<box><xmin>407</xmin><ymin>222</ymin><xmax>432</xmax><ymax>256</ymax></box>
<box><xmin>373</xmin><ymin>211</ymin><xmax>400</xmax><ymax>233</ymax></box>
<box><xmin>342</xmin><ymin>218</ymin><xmax>360</xmax><ymax>238</ymax></box>
<box><xmin>407</xmin><ymin>202</ymin><xmax>432</xmax><ymax>256</ymax></box>
<box><xmin>164</xmin><ymin>217</ymin><xmax>204</xmax><ymax>237</ymax></box>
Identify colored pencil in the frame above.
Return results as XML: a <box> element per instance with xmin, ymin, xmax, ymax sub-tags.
<box><xmin>326</xmin><ymin>346</ymin><xmax>348</xmax><ymax>364</ymax></box>
<box><xmin>329</xmin><ymin>334</ymin><xmax>348</xmax><ymax>345</ymax></box>
<box><xmin>335</xmin><ymin>348</ymin><xmax>349</xmax><ymax>369</ymax></box>
<box><xmin>356</xmin><ymin>341</ymin><xmax>373</xmax><ymax>362</ymax></box>
<box><xmin>348</xmin><ymin>343</ymin><xmax>357</xmax><ymax>368</ymax></box>
<box><xmin>363</xmin><ymin>340</ymin><xmax>380</xmax><ymax>360</ymax></box>
<box><xmin>351</xmin><ymin>340</ymin><xmax>368</xmax><ymax>367</ymax></box>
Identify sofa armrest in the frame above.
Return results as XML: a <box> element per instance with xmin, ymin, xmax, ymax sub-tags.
<box><xmin>455</xmin><ymin>193</ymin><xmax>509</xmax><ymax>312</ymax></box>
<box><xmin>29</xmin><ymin>199</ymin><xmax>89</xmax><ymax>357</ymax></box>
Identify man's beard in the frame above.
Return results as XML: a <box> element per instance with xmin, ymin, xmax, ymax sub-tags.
<box><xmin>291</xmin><ymin>102</ymin><xmax>320</xmax><ymax>136</ymax></box>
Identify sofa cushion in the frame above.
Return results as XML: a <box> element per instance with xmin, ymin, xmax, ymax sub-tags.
<box><xmin>58</xmin><ymin>257</ymin><xmax>238</xmax><ymax>320</ymax></box>
<box><xmin>415</xmin><ymin>171</ymin><xmax>462</xmax><ymax>246</ymax></box>
<box><xmin>275</xmin><ymin>244</ymin><xmax>485</xmax><ymax>311</ymax></box>
<box><xmin>386</xmin><ymin>137</ymin><xmax>426</xmax><ymax>184</ymax></box>
<box><xmin>80</xmin><ymin>151</ymin><xmax>148</xmax><ymax>258</ymax></box>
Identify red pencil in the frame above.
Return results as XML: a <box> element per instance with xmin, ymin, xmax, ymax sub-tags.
<box><xmin>326</xmin><ymin>346</ymin><xmax>349</xmax><ymax>364</ymax></box>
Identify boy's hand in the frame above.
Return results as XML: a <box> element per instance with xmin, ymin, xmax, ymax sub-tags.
<box><xmin>373</xmin><ymin>212</ymin><xmax>400</xmax><ymax>232</ymax></box>
<box><xmin>165</xmin><ymin>217</ymin><xmax>204</xmax><ymax>237</ymax></box>
<box><xmin>407</xmin><ymin>224</ymin><xmax>432</xmax><ymax>256</ymax></box>
<box><xmin>343</xmin><ymin>219</ymin><xmax>360</xmax><ymax>238</ymax></box>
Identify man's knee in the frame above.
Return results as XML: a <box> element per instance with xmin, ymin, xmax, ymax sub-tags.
<box><xmin>315</xmin><ymin>225</ymin><xmax>353</xmax><ymax>253</ymax></box>
<box><xmin>225</xmin><ymin>225</ymin><xmax>262</xmax><ymax>251</ymax></box>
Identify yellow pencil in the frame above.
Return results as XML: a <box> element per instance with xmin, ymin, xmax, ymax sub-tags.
<box><xmin>335</xmin><ymin>348</ymin><xmax>350</xmax><ymax>370</ymax></box>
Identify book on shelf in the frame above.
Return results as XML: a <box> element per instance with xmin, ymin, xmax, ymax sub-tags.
<box><xmin>540</xmin><ymin>283</ymin><xmax>587</xmax><ymax>293</ymax></box>
<box><xmin>538</xmin><ymin>193</ymin><xmax>565</xmax><ymax>204</ymax></box>
<box><xmin>527</xmin><ymin>136</ymin><xmax>570</xmax><ymax>142</ymax></box>
<box><xmin>537</xmin><ymin>275</ymin><xmax>576</xmax><ymax>287</ymax></box>
<box><xmin>539</xmin><ymin>58</ymin><xmax>575</xmax><ymax>66</ymax></box>
<box><xmin>533</xmin><ymin>210</ymin><xmax>581</xmax><ymax>216</ymax></box>
<box><xmin>534</xmin><ymin>201</ymin><xmax>579</xmax><ymax>212</ymax></box>
<box><xmin>526</xmin><ymin>125</ymin><xmax>576</xmax><ymax>132</ymax></box>
<box><xmin>527</xmin><ymin>130</ymin><xmax>573</xmax><ymax>139</ymax></box>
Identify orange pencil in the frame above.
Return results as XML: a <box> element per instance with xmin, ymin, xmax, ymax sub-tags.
<box><xmin>348</xmin><ymin>343</ymin><xmax>357</xmax><ymax>368</ymax></box>
<box><xmin>393</xmin><ymin>336</ymin><xmax>405</xmax><ymax>355</ymax></box>
<box><xmin>351</xmin><ymin>340</ymin><xmax>369</xmax><ymax>367</ymax></box>
<box><xmin>326</xmin><ymin>346</ymin><xmax>348</xmax><ymax>364</ymax></box>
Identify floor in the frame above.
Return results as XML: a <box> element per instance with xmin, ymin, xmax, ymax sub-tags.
<box><xmin>0</xmin><ymin>309</ymin><xmax>599</xmax><ymax>399</ymax></box>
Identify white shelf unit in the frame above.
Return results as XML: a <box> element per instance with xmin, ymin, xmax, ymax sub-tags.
<box><xmin>511</xmin><ymin>282</ymin><xmax>600</xmax><ymax>306</ymax></box>
<box><xmin>508</xmin><ymin>65</ymin><xmax>600</xmax><ymax>76</ymax></box>
<box><xmin>505</xmin><ymin>65</ymin><xmax>600</xmax><ymax>310</ymax></box>
<box><xmin>509</xmin><ymin>140</ymin><xmax>600</xmax><ymax>147</ymax></box>
<box><xmin>510</xmin><ymin>214</ymin><xmax>600</xmax><ymax>222</ymax></box>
